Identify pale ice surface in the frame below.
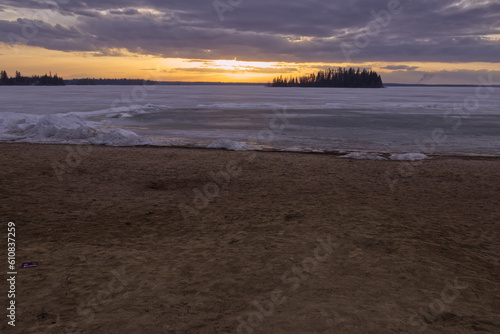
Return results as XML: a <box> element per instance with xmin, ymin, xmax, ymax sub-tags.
<box><xmin>0</xmin><ymin>85</ymin><xmax>499</xmax><ymax>155</ymax></box>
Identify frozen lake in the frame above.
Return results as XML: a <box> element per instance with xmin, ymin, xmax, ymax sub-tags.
<box><xmin>0</xmin><ymin>85</ymin><xmax>499</xmax><ymax>156</ymax></box>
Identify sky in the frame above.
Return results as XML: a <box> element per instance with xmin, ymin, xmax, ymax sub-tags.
<box><xmin>0</xmin><ymin>0</ymin><xmax>499</xmax><ymax>84</ymax></box>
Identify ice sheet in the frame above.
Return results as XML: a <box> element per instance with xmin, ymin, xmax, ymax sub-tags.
<box><xmin>0</xmin><ymin>85</ymin><xmax>499</xmax><ymax>155</ymax></box>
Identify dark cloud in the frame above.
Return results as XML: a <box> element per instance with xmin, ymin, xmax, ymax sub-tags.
<box><xmin>72</xmin><ymin>9</ymin><xmax>102</xmax><ymax>18</ymax></box>
<box><xmin>420</xmin><ymin>69</ymin><xmax>500</xmax><ymax>85</ymax></box>
<box><xmin>0</xmin><ymin>18</ymin><xmax>96</xmax><ymax>53</ymax></box>
<box><xmin>0</xmin><ymin>0</ymin><xmax>499</xmax><ymax>64</ymax></box>
<box><xmin>92</xmin><ymin>48</ymin><xmax>135</xmax><ymax>57</ymax></box>
<box><xmin>108</xmin><ymin>9</ymin><xmax>141</xmax><ymax>16</ymax></box>
<box><xmin>167</xmin><ymin>67</ymin><xmax>248</xmax><ymax>74</ymax></box>
<box><xmin>382</xmin><ymin>65</ymin><xmax>419</xmax><ymax>71</ymax></box>
<box><xmin>382</xmin><ymin>69</ymin><xmax>500</xmax><ymax>85</ymax></box>
<box><xmin>167</xmin><ymin>65</ymin><xmax>299</xmax><ymax>74</ymax></box>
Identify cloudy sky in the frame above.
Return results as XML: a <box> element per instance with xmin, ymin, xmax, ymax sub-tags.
<box><xmin>0</xmin><ymin>0</ymin><xmax>499</xmax><ymax>83</ymax></box>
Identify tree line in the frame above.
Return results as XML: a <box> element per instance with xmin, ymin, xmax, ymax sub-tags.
<box><xmin>268</xmin><ymin>67</ymin><xmax>384</xmax><ymax>88</ymax></box>
<box><xmin>65</xmin><ymin>78</ymin><xmax>159</xmax><ymax>85</ymax></box>
<box><xmin>0</xmin><ymin>70</ymin><xmax>65</xmax><ymax>86</ymax></box>
<box><xmin>65</xmin><ymin>78</ymin><xmax>263</xmax><ymax>85</ymax></box>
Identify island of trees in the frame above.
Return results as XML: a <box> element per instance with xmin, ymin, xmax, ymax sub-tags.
<box><xmin>0</xmin><ymin>70</ymin><xmax>65</xmax><ymax>86</ymax></box>
<box><xmin>268</xmin><ymin>67</ymin><xmax>384</xmax><ymax>88</ymax></box>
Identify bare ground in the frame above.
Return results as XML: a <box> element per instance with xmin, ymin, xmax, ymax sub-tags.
<box><xmin>0</xmin><ymin>143</ymin><xmax>499</xmax><ymax>334</ymax></box>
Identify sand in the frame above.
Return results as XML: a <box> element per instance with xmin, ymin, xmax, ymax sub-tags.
<box><xmin>0</xmin><ymin>143</ymin><xmax>499</xmax><ymax>334</ymax></box>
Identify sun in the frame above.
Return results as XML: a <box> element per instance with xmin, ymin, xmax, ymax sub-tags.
<box><xmin>211</xmin><ymin>60</ymin><xmax>278</xmax><ymax>71</ymax></box>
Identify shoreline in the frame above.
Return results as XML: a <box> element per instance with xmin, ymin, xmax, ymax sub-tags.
<box><xmin>1</xmin><ymin>141</ymin><xmax>500</xmax><ymax>160</ymax></box>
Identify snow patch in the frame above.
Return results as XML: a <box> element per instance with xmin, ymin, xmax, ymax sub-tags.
<box><xmin>201</xmin><ymin>139</ymin><xmax>262</xmax><ymax>151</ymax></box>
<box><xmin>281</xmin><ymin>146</ymin><xmax>325</xmax><ymax>153</ymax></box>
<box><xmin>196</xmin><ymin>103</ymin><xmax>287</xmax><ymax>110</ymax></box>
<box><xmin>106</xmin><ymin>113</ymin><xmax>133</xmax><ymax>118</ymax></box>
<box><xmin>0</xmin><ymin>112</ymin><xmax>157</xmax><ymax>146</ymax></box>
<box><xmin>389</xmin><ymin>153</ymin><xmax>429</xmax><ymax>161</ymax></box>
<box><xmin>340</xmin><ymin>152</ymin><xmax>386</xmax><ymax>160</ymax></box>
<box><xmin>58</xmin><ymin>103</ymin><xmax>169</xmax><ymax>119</ymax></box>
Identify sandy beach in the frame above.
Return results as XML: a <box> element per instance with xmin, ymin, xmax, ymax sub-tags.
<box><xmin>0</xmin><ymin>143</ymin><xmax>499</xmax><ymax>334</ymax></box>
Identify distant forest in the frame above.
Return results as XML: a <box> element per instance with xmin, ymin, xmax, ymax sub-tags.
<box><xmin>0</xmin><ymin>70</ymin><xmax>65</xmax><ymax>86</ymax></box>
<box><xmin>65</xmin><ymin>78</ymin><xmax>158</xmax><ymax>85</ymax></box>
<box><xmin>268</xmin><ymin>67</ymin><xmax>384</xmax><ymax>88</ymax></box>
<box><xmin>64</xmin><ymin>78</ymin><xmax>262</xmax><ymax>86</ymax></box>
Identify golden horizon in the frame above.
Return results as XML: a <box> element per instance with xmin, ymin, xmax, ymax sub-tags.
<box><xmin>1</xmin><ymin>44</ymin><xmax>499</xmax><ymax>85</ymax></box>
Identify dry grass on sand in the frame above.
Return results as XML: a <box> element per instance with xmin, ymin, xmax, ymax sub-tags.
<box><xmin>0</xmin><ymin>143</ymin><xmax>499</xmax><ymax>333</ymax></box>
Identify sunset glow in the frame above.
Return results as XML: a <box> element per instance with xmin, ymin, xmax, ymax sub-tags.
<box><xmin>0</xmin><ymin>1</ymin><xmax>499</xmax><ymax>84</ymax></box>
